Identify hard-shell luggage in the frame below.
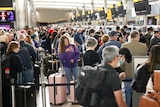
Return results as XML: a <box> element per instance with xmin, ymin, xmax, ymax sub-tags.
<box><xmin>70</xmin><ymin>81</ymin><xmax>77</xmax><ymax>104</ymax></box>
<box><xmin>15</xmin><ymin>83</ymin><xmax>36</xmax><ymax>107</ymax></box>
<box><xmin>48</xmin><ymin>73</ymin><xmax>67</xmax><ymax>105</ymax></box>
<box><xmin>139</xmin><ymin>70</ymin><xmax>160</xmax><ymax>107</ymax></box>
<box><xmin>34</xmin><ymin>64</ymin><xmax>40</xmax><ymax>91</ymax></box>
<box><xmin>139</xmin><ymin>95</ymin><xmax>159</xmax><ymax>107</ymax></box>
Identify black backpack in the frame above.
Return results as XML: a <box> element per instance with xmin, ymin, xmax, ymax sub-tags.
<box><xmin>75</xmin><ymin>65</ymin><xmax>107</xmax><ymax>107</ymax></box>
<box><xmin>1</xmin><ymin>54</ymin><xmax>12</xmax><ymax>79</ymax></box>
<box><xmin>131</xmin><ymin>64</ymin><xmax>152</xmax><ymax>93</ymax></box>
<box><xmin>19</xmin><ymin>43</ymin><xmax>31</xmax><ymax>70</ymax></box>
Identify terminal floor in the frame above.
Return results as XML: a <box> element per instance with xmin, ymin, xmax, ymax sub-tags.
<box><xmin>37</xmin><ymin>86</ymin><xmax>82</xmax><ymax>107</ymax></box>
<box><xmin>36</xmin><ymin>77</ymin><xmax>82</xmax><ymax>107</ymax></box>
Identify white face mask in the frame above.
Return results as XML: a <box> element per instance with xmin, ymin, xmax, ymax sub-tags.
<box><xmin>150</xmin><ymin>32</ymin><xmax>154</xmax><ymax>35</ymax></box>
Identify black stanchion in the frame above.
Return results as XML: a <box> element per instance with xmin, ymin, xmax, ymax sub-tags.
<box><xmin>0</xmin><ymin>51</ymin><xmax>3</xmax><ymax>107</ymax></box>
<box><xmin>39</xmin><ymin>51</ymin><xmax>47</xmax><ymax>107</ymax></box>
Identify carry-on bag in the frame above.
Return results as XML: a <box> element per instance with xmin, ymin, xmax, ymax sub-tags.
<box><xmin>34</xmin><ymin>63</ymin><xmax>40</xmax><ymax>91</ymax></box>
<box><xmin>139</xmin><ymin>70</ymin><xmax>160</xmax><ymax>107</ymax></box>
<box><xmin>70</xmin><ymin>80</ymin><xmax>78</xmax><ymax>104</ymax></box>
<box><xmin>15</xmin><ymin>83</ymin><xmax>36</xmax><ymax>107</ymax></box>
<box><xmin>48</xmin><ymin>73</ymin><xmax>67</xmax><ymax>105</ymax></box>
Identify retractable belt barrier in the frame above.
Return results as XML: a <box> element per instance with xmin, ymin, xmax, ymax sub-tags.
<box><xmin>5</xmin><ymin>82</ymin><xmax>76</xmax><ymax>87</ymax></box>
<box><xmin>3</xmin><ymin>49</ymin><xmax>133</xmax><ymax>107</ymax></box>
<box><xmin>122</xmin><ymin>79</ymin><xmax>132</xmax><ymax>82</ymax></box>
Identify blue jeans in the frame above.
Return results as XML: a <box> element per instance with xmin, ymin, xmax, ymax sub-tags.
<box><xmin>77</xmin><ymin>45</ymin><xmax>83</xmax><ymax>53</ymax></box>
<box><xmin>63</xmin><ymin>66</ymin><xmax>78</xmax><ymax>94</ymax></box>
<box><xmin>22</xmin><ymin>69</ymin><xmax>34</xmax><ymax>83</ymax></box>
<box><xmin>124</xmin><ymin>81</ymin><xmax>132</xmax><ymax>107</ymax></box>
<box><xmin>17</xmin><ymin>72</ymin><xmax>23</xmax><ymax>84</ymax></box>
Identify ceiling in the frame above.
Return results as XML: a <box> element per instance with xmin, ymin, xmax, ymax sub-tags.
<box><xmin>33</xmin><ymin>0</ymin><xmax>124</xmax><ymax>10</ymax></box>
<box><xmin>33</xmin><ymin>0</ymin><xmax>159</xmax><ymax>11</ymax></box>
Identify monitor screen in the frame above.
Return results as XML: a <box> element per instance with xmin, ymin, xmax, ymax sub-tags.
<box><xmin>7</xmin><ymin>10</ymin><xmax>15</xmax><ymax>21</ymax></box>
<box><xmin>117</xmin><ymin>6</ymin><xmax>126</xmax><ymax>17</ymax></box>
<box><xmin>134</xmin><ymin>0</ymin><xmax>151</xmax><ymax>15</ymax></box>
<box><xmin>0</xmin><ymin>10</ymin><xmax>15</xmax><ymax>22</ymax></box>
<box><xmin>111</xmin><ymin>8</ymin><xmax>117</xmax><ymax>18</ymax></box>
<box><xmin>0</xmin><ymin>11</ymin><xmax>8</xmax><ymax>22</ymax></box>
<box><xmin>99</xmin><ymin>10</ymin><xmax>106</xmax><ymax>19</ymax></box>
<box><xmin>0</xmin><ymin>25</ymin><xmax>10</xmax><ymax>30</ymax></box>
<box><xmin>0</xmin><ymin>0</ymin><xmax>13</xmax><ymax>7</ymax></box>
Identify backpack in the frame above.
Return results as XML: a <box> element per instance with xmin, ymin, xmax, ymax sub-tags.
<box><xmin>131</xmin><ymin>64</ymin><xmax>152</xmax><ymax>93</ymax></box>
<box><xmin>75</xmin><ymin>65</ymin><xmax>107</xmax><ymax>107</ymax></box>
<box><xmin>19</xmin><ymin>44</ymin><xmax>31</xmax><ymax>70</ymax></box>
<box><xmin>1</xmin><ymin>54</ymin><xmax>12</xmax><ymax>79</ymax></box>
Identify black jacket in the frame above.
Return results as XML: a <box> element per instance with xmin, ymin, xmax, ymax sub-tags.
<box><xmin>19</xmin><ymin>41</ymin><xmax>37</xmax><ymax>63</ymax></box>
<box><xmin>9</xmin><ymin>52</ymin><xmax>23</xmax><ymax>79</ymax></box>
<box><xmin>0</xmin><ymin>42</ymin><xmax>8</xmax><ymax>56</ymax></box>
<box><xmin>148</xmin><ymin>36</ymin><xmax>160</xmax><ymax>54</ymax></box>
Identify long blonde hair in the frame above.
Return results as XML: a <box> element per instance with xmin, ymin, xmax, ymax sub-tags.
<box><xmin>58</xmin><ymin>35</ymin><xmax>70</xmax><ymax>54</ymax></box>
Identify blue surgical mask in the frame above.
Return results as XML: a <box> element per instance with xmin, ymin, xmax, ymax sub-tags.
<box><xmin>119</xmin><ymin>59</ymin><xmax>125</xmax><ymax>65</ymax></box>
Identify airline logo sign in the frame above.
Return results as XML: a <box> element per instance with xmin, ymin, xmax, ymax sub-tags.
<box><xmin>107</xmin><ymin>9</ymin><xmax>112</xmax><ymax>21</ymax></box>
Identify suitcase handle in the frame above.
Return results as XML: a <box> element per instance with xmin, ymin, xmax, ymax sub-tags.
<box><xmin>53</xmin><ymin>76</ymin><xmax>56</xmax><ymax>104</ymax></box>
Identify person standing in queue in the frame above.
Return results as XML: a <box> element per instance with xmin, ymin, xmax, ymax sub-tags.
<box><xmin>2</xmin><ymin>41</ymin><xmax>23</xmax><ymax>107</ymax></box>
<box><xmin>58</xmin><ymin>35</ymin><xmax>80</xmax><ymax>94</ymax></box>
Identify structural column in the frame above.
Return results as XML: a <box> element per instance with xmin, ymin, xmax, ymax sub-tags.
<box><xmin>15</xmin><ymin>0</ymin><xmax>28</xmax><ymax>29</ymax></box>
<box><xmin>29</xmin><ymin>0</ymin><xmax>36</xmax><ymax>27</ymax></box>
<box><xmin>82</xmin><ymin>4</ymin><xmax>85</xmax><ymax>25</ymax></box>
<box><xmin>103</xmin><ymin>0</ymin><xmax>107</xmax><ymax>25</ymax></box>
<box><xmin>144</xmin><ymin>15</ymin><xmax>148</xmax><ymax>26</ymax></box>
<box><xmin>91</xmin><ymin>0</ymin><xmax>95</xmax><ymax>26</ymax></box>
<box><xmin>158</xmin><ymin>2</ymin><xmax>160</xmax><ymax>25</ymax></box>
<box><xmin>122</xmin><ymin>0</ymin><xmax>127</xmax><ymax>25</ymax></box>
<box><xmin>0</xmin><ymin>51</ymin><xmax>2</xmax><ymax>107</ymax></box>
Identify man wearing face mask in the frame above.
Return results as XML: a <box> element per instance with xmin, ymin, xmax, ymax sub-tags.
<box><xmin>147</xmin><ymin>30</ymin><xmax>160</xmax><ymax>55</ymax></box>
<box><xmin>143</xmin><ymin>27</ymin><xmax>154</xmax><ymax>48</ymax></box>
<box><xmin>121</xmin><ymin>30</ymin><xmax>147</xmax><ymax>107</ymax></box>
<box><xmin>100</xmin><ymin>45</ymin><xmax>127</xmax><ymax>107</ymax></box>
<box><xmin>115</xmin><ymin>48</ymin><xmax>132</xmax><ymax>79</ymax></box>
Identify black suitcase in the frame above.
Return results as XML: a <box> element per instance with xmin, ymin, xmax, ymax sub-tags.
<box><xmin>15</xmin><ymin>83</ymin><xmax>36</xmax><ymax>107</ymax></box>
<box><xmin>34</xmin><ymin>64</ymin><xmax>40</xmax><ymax>91</ymax></box>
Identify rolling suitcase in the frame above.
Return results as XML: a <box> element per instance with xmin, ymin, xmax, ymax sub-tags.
<box><xmin>139</xmin><ymin>70</ymin><xmax>160</xmax><ymax>107</ymax></box>
<box><xmin>34</xmin><ymin>64</ymin><xmax>40</xmax><ymax>91</ymax></box>
<box><xmin>15</xmin><ymin>83</ymin><xmax>36</xmax><ymax>107</ymax></box>
<box><xmin>70</xmin><ymin>81</ymin><xmax>78</xmax><ymax>104</ymax></box>
<box><xmin>48</xmin><ymin>73</ymin><xmax>67</xmax><ymax>105</ymax></box>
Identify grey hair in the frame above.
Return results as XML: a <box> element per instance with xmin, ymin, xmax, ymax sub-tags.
<box><xmin>77</xmin><ymin>28</ymin><xmax>82</xmax><ymax>32</ymax></box>
<box><xmin>17</xmin><ymin>33</ymin><xmax>26</xmax><ymax>39</ymax></box>
<box><xmin>102</xmin><ymin>45</ymin><xmax>119</xmax><ymax>63</ymax></box>
<box><xmin>86</xmin><ymin>37</ymin><xmax>98</xmax><ymax>48</ymax></box>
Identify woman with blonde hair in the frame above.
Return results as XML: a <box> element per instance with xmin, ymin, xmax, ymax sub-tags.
<box><xmin>2</xmin><ymin>41</ymin><xmax>23</xmax><ymax>107</ymax></box>
<box><xmin>58</xmin><ymin>35</ymin><xmax>80</xmax><ymax>94</ymax></box>
<box><xmin>5</xmin><ymin>41</ymin><xmax>23</xmax><ymax>79</ymax></box>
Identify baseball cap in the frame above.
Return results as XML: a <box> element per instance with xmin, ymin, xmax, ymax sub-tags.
<box><xmin>48</xmin><ymin>28</ymin><xmax>54</xmax><ymax>33</ymax></box>
<box><xmin>108</xmin><ymin>31</ymin><xmax>119</xmax><ymax>37</ymax></box>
